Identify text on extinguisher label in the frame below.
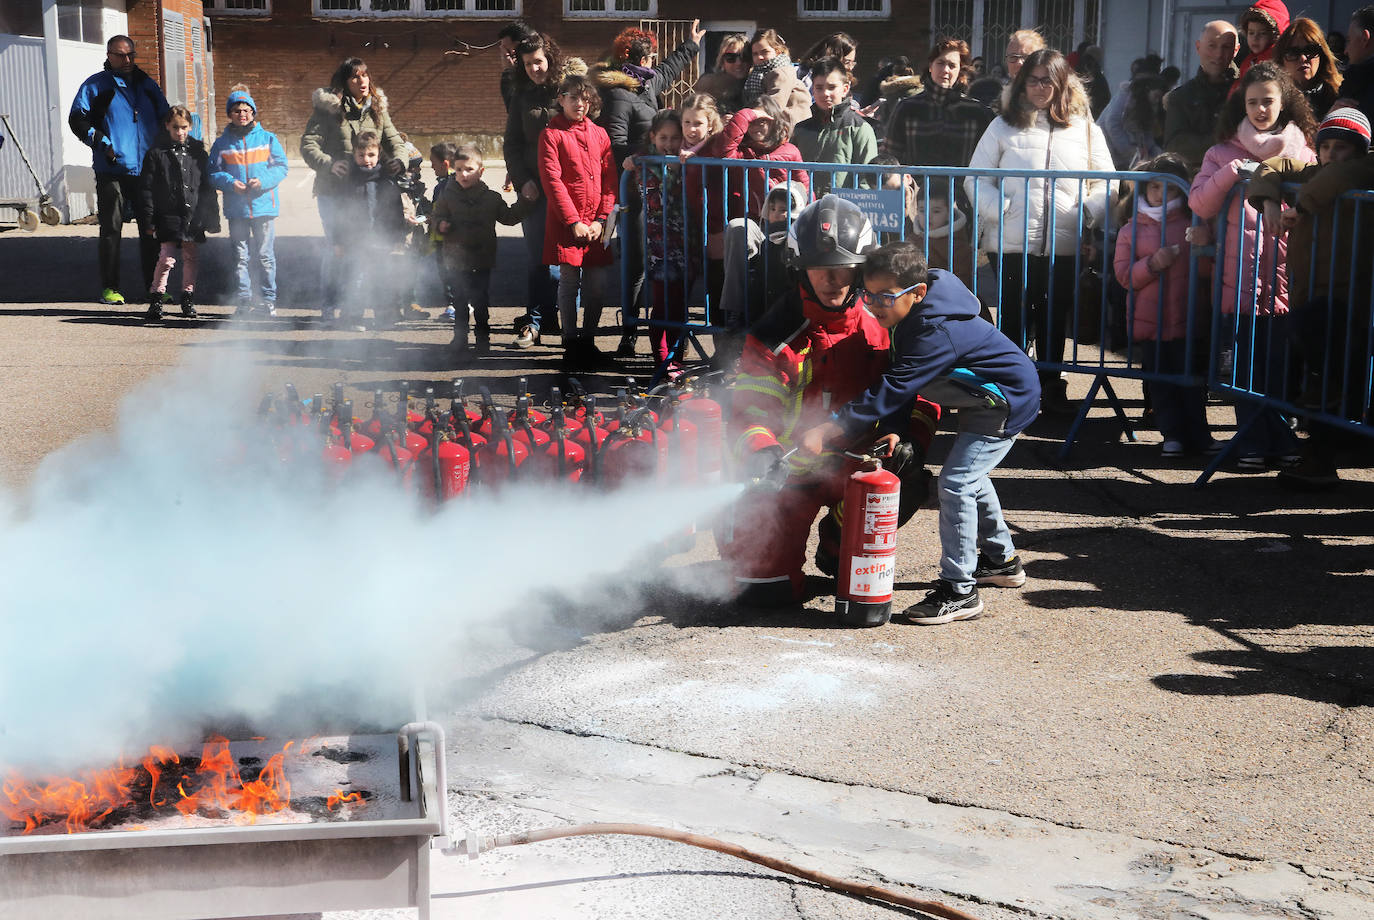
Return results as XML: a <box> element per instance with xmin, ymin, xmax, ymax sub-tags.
<box><xmin>847</xmin><ymin>555</ymin><xmax>895</xmax><ymax>598</ymax></box>
<box><xmin>862</xmin><ymin>491</ymin><xmax>900</xmax><ymax>550</ymax></box>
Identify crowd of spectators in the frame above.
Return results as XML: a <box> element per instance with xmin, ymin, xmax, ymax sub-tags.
<box><xmin>65</xmin><ymin>5</ymin><xmax>1374</xmax><ymax>486</ymax></box>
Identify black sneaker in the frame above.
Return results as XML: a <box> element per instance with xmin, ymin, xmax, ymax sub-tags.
<box><xmin>902</xmin><ymin>581</ymin><xmax>983</xmax><ymax>625</ymax></box>
<box><xmin>973</xmin><ymin>553</ymin><xmax>1026</xmax><ymax>587</ymax></box>
<box><xmin>1277</xmin><ymin>455</ymin><xmax>1340</xmax><ymax>491</ymax></box>
<box><xmin>179</xmin><ymin>291</ymin><xmax>198</xmax><ymax>319</ymax></box>
<box><xmin>145</xmin><ymin>298</ymin><xmax>164</xmax><ymax>322</ymax></box>
<box><xmin>615</xmin><ymin>334</ymin><xmax>637</xmax><ymax>357</ymax></box>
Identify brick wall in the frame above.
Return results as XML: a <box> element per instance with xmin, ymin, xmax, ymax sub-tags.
<box><xmin>127</xmin><ymin>0</ymin><xmax>162</xmax><ymax>84</ymax></box>
<box><xmin>211</xmin><ymin>0</ymin><xmax>930</xmax><ymax>156</ymax></box>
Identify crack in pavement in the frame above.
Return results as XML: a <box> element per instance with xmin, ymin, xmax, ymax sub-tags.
<box><xmin>483</xmin><ymin>715</ymin><xmax>1374</xmax><ymax>895</ymax></box>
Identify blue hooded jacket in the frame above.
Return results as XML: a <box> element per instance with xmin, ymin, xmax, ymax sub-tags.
<box><xmin>209</xmin><ymin>122</ymin><xmax>289</xmax><ymax>219</ymax></box>
<box><xmin>68</xmin><ymin>65</ymin><xmax>170</xmax><ymax>177</ymax></box>
<box><xmin>835</xmin><ymin>269</ymin><xmax>1042</xmax><ymax>439</ymax></box>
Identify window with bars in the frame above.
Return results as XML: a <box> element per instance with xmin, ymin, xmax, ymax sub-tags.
<box><xmin>928</xmin><ymin>0</ymin><xmax>1098</xmax><ymax>61</ymax></box>
<box><xmin>312</xmin><ymin>0</ymin><xmax>517</xmax><ymax>17</ymax></box>
<box><xmin>204</xmin><ymin>0</ymin><xmax>272</xmax><ymax>16</ymax></box>
<box><xmin>564</xmin><ymin>0</ymin><xmax>655</xmax><ymax>19</ymax></box>
<box><xmin>798</xmin><ymin>0</ymin><xmax>889</xmax><ymax>19</ymax></box>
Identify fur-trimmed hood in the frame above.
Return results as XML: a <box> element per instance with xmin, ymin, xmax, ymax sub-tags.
<box><xmin>588</xmin><ymin>63</ymin><xmax>642</xmax><ymax>92</ymax></box>
<box><xmin>1240</xmin><ymin>0</ymin><xmax>1289</xmax><ymax>38</ymax></box>
<box><xmin>311</xmin><ymin>84</ymin><xmax>391</xmax><ymax>118</ymax></box>
<box><xmin>880</xmin><ymin>74</ymin><xmax>924</xmax><ymax>98</ymax></box>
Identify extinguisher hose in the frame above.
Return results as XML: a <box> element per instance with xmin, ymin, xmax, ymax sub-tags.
<box><xmin>464</xmin><ymin>822</ymin><xmax>980</xmax><ymax>920</ymax></box>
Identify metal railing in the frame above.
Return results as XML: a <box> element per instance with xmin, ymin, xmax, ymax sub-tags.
<box><xmin>614</xmin><ymin>157</ymin><xmax>1372</xmax><ymax>480</ymax></box>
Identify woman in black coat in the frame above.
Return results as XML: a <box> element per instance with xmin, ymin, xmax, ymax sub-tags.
<box><xmin>138</xmin><ymin>105</ymin><xmax>219</xmax><ymax>320</ymax></box>
<box><xmin>590</xmin><ymin>19</ymin><xmax>705</xmax><ymax>173</ymax></box>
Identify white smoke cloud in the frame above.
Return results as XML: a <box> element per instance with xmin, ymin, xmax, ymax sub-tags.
<box><xmin>0</xmin><ymin>354</ymin><xmax>739</xmax><ymax>772</ymax></box>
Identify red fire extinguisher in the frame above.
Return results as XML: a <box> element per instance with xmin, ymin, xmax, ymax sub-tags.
<box><xmin>675</xmin><ymin>375</ymin><xmax>724</xmax><ymax>484</ymax></box>
<box><xmin>451</xmin><ymin>378</ymin><xmax>485</xmax><ymax>434</ymax></box>
<box><xmin>658</xmin><ymin>399</ymin><xmax>698</xmax><ymax>485</ymax></box>
<box><xmin>510</xmin><ymin>394</ymin><xmax>551</xmax><ymax>450</ymax></box>
<box><xmin>479</xmin><ymin>412</ymin><xmax>530</xmax><ymax>488</ymax></box>
<box><xmin>571</xmin><ymin>394</ymin><xmax>609</xmax><ymax>485</ymax></box>
<box><xmin>598</xmin><ymin>406</ymin><xmax>667</xmax><ymax>489</ymax></box>
<box><xmin>533</xmin><ymin>387</ymin><xmax>588</xmax><ymax>482</ymax></box>
<box><xmin>834</xmin><ymin>453</ymin><xmax>901</xmax><ymax>627</ymax></box>
<box><xmin>416</xmin><ymin>410</ymin><xmax>471</xmax><ymax>503</ymax></box>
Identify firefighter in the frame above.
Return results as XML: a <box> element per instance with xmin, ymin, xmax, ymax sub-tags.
<box><xmin>720</xmin><ymin>194</ymin><xmax>939</xmax><ymax>608</ymax></box>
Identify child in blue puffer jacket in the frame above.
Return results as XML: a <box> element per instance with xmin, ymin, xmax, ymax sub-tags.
<box><xmin>209</xmin><ymin>85</ymin><xmax>289</xmax><ymax>317</ymax></box>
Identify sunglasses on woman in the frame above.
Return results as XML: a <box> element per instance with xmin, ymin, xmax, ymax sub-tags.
<box><xmin>1281</xmin><ymin>45</ymin><xmax>1321</xmax><ymax>62</ymax></box>
<box><xmin>721</xmin><ymin>52</ymin><xmax>743</xmax><ymax>63</ymax></box>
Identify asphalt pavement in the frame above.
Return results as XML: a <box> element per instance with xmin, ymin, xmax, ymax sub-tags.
<box><xmin>1</xmin><ymin>161</ymin><xmax>1372</xmax><ymax>920</ymax></box>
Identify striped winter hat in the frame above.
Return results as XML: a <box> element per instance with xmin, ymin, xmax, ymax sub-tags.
<box><xmin>1316</xmin><ymin>107</ymin><xmax>1371</xmax><ymax>154</ymax></box>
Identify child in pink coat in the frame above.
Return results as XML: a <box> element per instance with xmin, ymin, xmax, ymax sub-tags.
<box><xmin>1116</xmin><ymin>154</ymin><xmax>1215</xmax><ymax>458</ymax></box>
<box><xmin>1188</xmin><ymin>62</ymin><xmax>1315</xmax><ymax>470</ymax></box>
<box><xmin>538</xmin><ymin>74</ymin><xmax>618</xmax><ymax>368</ymax></box>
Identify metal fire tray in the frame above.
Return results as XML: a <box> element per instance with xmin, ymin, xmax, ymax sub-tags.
<box><xmin>0</xmin><ymin>723</ymin><xmax>446</xmax><ymax>920</ymax></box>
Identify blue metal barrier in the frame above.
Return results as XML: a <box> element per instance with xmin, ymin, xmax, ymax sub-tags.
<box><xmin>1198</xmin><ymin>182</ymin><xmax>1374</xmax><ymax>484</ymax></box>
<box><xmin>617</xmin><ymin>157</ymin><xmax>1372</xmax><ymax>480</ymax></box>
<box><xmin>621</xmin><ymin>156</ymin><xmax>1204</xmax><ymax>444</ymax></box>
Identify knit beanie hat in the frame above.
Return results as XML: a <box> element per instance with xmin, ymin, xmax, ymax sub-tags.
<box><xmin>1316</xmin><ymin>107</ymin><xmax>1372</xmax><ymax>154</ymax></box>
<box><xmin>226</xmin><ymin>88</ymin><xmax>257</xmax><ymax>115</ymax></box>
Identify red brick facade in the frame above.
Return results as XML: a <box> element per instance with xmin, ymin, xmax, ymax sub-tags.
<box><xmin>209</xmin><ymin>0</ymin><xmax>931</xmax><ymax>155</ymax></box>
<box><xmin>126</xmin><ymin>0</ymin><xmax>163</xmax><ymax>83</ymax></box>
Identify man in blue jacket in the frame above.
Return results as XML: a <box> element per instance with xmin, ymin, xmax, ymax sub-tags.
<box><xmin>69</xmin><ymin>35</ymin><xmax>170</xmax><ymax>306</ymax></box>
<box><xmin>800</xmin><ymin>240</ymin><xmax>1041</xmax><ymax>625</ymax></box>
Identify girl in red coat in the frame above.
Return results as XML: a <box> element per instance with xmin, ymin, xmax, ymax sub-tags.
<box><xmin>538</xmin><ymin>74</ymin><xmax>618</xmax><ymax>367</ymax></box>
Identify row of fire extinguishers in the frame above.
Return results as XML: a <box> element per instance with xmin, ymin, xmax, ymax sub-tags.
<box><xmin>258</xmin><ymin>374</ymin><xmax>903</xmax><ymax>626</ymax></box>
<box><xmin>256</xmin><ymin>376</ymin><xmax>726</xmax><ymax>500</ymax></box>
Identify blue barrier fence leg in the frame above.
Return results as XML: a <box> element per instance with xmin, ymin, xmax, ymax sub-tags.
<box><xmin>1193</xmin><ymin>407</ymin><xmax>1262</xmax><ymax>488</ymax></box>
<box><xmin>1058</xmin><ymin>375</ymin><xmax>1136</xmax><ymax>460</ymax></box>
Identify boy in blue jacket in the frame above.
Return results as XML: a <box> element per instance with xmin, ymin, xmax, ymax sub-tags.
<box><xmin>209</xmin><ymin>86</ymin><xmax>288</xmax><ymax>316</ymax></box>
<box><xmin>800</xmin><ymin>240</ymin><xmax>1041</xmax><ymax>625</ymax></box>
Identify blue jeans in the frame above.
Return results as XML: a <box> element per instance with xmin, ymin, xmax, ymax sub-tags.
<box><xmin>452</xmin><ymin>268</ymin><xmax>491</xmax><ymax>329</ymax></box>
<box><xmin>520</xmin><ymin>197</ymin><xmax>558</xmax><ymax>330</ymax></box>
<box><xmin>228</xmin><ymin>217</ymin><xmax>277</xmax><ymax>304</ymax></box>
<box><xmin>937</xmin><ymin>431</ymin><xmax>1017</xmax><ymax>594</ymax></box>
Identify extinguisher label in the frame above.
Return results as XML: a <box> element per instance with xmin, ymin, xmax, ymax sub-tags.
<box><xmin>862</xmin><ymin>491</ymin><xmax>900</xmax><ymax>551</ymax></box>
<box><xmin>847</xmin><ymin>555</ymin><xmax>895</xmax><ymax>598</ymax></box>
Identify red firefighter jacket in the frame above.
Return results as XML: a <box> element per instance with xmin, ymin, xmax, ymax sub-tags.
<box><xmin>732</xmin><ymin>285</ymin><xmax>939</xmax><ymax>477</ymax></box>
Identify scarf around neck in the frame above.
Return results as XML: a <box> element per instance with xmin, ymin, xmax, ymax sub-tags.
<box><xmin>743</xmin><ymin>55</ymin><xmax>789</xmax><ymax>106</ymax></box>
<box><xmin>622</xmin><ymin>62</ymin><xmax>656</xmax><ymax>86</ymax></box>
<box><xmin>1138</xmin><ymin>195</ymin><xmax>1183</xmax><ymax>224</ymax></box>
<box><xmin>1235</xmin><ymin>117</ymin><xmax>1308</xmax><ymax>160</ymax></box>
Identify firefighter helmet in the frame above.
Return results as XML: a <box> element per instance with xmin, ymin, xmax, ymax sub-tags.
<box><xmin>786</xmin><ymin>194</ymin><xmax>876</xmax><ymax>270</ymax></box>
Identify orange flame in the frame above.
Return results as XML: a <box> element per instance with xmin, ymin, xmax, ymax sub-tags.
<box><xmin>1</xmin><ymin>760</ymin><xmax>138</xmax><ymax>834</ymax></box>
<box><xmin>4</xmin><ymin>737</ymin><xmax>302</xmax><ymax>834</ymax></box>
<box><xmin>326</xmin><ymin>788</ymin><xmax>362</xmax><ymax>810</ymax></box>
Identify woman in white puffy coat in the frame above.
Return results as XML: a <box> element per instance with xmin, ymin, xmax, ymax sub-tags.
<box><xmin>965</xmin><ymin>49</ymin><xmax>1112</xmax><ymax>408</ymax></box>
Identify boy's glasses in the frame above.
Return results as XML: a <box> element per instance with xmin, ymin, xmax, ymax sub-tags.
<box><xmin>857</xmin><ymin>283</ymin><xmax>922</xmax><ymax>310</ymax></box>
<box><xmin>721</xmin><ymin>52</ymin><xmax>742</xmax><ymax>63</ymax></box>
<box><xmin>1282</xmin><ymin>46</ymin><xmax>1321</xmax><ymax>61</ymax></box>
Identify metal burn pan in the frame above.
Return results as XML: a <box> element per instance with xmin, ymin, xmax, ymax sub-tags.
<box><xmin>0</xmin><ymin>723</ymin><xmax>447</xmax><ymax>920</ymax></box>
